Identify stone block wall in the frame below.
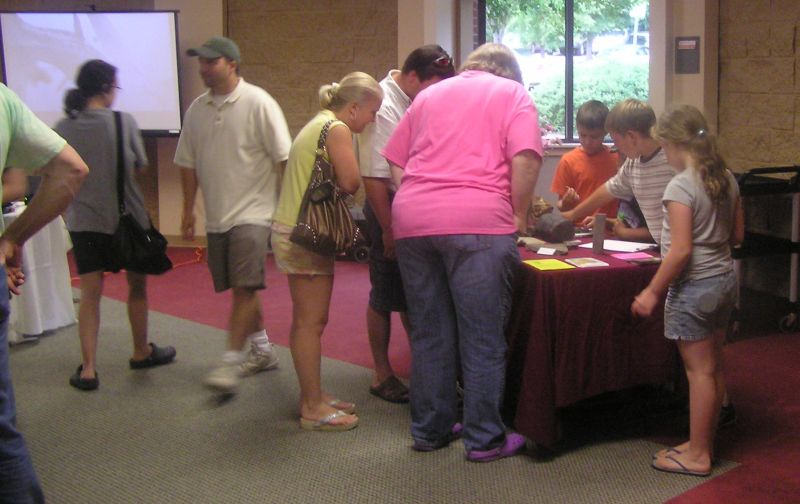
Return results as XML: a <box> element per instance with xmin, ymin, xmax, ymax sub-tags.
<box><xmin>226</xmin><ymin>0</ymin><xmax>398</xmax><ymax>135</ymax></box>
<box><xmin>719</xmin><ymin>0</ymin><xmax>800</xmax><ymax>298</ymax></box>
<box><xmin>718</xmin><ymin>0</ymin><xmax>800</xmax><ymax>171</ymax></box>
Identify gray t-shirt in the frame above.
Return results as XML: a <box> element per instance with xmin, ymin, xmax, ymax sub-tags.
<box><xmin>660</xmin><ymin>167</ymin><xmax>739</xmax><ymax>282</ymax></box>
<box><xmin>54</xmin><ymin>109</ymin><xmax>149</xmax><ymax>234</ymax></box>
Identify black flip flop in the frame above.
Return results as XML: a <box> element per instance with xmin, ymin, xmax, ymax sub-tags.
<box><xmin>129</xmin><ymin>343</ymin><xmax>177</xmax><ymax>369</ymax></box>
<box><xmin>69</xmin><ymin>365</ymin><xmax>99</xmax><ymax>391</ymax></box>
<box><xmin>369</xmin><ymin>376</ymin><xmax>410</xmax><ymax>404</ymax></box>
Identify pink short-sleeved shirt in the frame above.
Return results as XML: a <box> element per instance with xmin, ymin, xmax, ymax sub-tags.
<box><xmin>382</xmin><ymin>70</ymin><xmax>543</xmax><ymax>239</ymax></box>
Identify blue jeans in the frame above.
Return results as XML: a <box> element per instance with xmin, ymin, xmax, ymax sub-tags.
<box><xmin>0</xmin><ymin>265</ymin><xmax>44</xmax><ymax>504</ymax></box>
<box><xmin>395</xmin><ymin>234</ymin><xmax>519</xmax><ymax>452</ymax></box>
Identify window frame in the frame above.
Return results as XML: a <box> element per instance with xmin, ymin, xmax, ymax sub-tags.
<box><xmin>478</xmin><ymin>0</ymin><xmax>651</xmax><ymax>144</ymax></box>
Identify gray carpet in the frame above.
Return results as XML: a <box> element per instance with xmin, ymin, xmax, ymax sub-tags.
<box><xmin>9</xmin><ymin>294</ymin><xmax>734</xmax><ymax>503</ymax></box>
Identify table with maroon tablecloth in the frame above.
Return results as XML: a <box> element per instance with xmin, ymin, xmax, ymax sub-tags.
<box><xmin>502</xmin><ymin>243</ymin><xmax>677</xmax><ymax>449</ymax></box>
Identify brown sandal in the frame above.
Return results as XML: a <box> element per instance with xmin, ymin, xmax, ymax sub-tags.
<box><xmin>369</xmin><ymin>376</ymin><xmax>409</xmax><ymax>404</ymax></box>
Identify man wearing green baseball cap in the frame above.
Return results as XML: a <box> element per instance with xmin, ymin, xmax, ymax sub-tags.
<box><xmin>186</xmin><ymin>36</ymin><xmax>241</xmax><ymax>63</ymax></box>
<box><xmin>176</xmin><ymin>36</ymin><xmax>292</xmax><ymax>394</ymax></box>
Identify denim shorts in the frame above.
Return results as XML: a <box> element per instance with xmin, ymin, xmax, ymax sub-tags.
<box><xmin>664</xmin><ymin>270</ymin><xmax>737</xmax><ymax>341</ymax></box>
<box><xmin>364</xmin><ymin>201</ymin><xmax>407</xmax><ymax>313</ymax></box>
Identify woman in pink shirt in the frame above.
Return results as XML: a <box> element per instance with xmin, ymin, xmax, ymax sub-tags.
<box><xmin>382</xmin><ymin>43</ymin><xmax>543</xmax><ymax>462</ymax></box>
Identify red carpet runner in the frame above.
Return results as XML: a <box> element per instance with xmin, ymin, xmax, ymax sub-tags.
<box><xmin>666</xmin><ymin>332</ymin><xmax>800</xmax><ymax>503</ymax></box>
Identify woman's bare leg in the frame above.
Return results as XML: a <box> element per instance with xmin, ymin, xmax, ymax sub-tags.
<box><xmin>288</xmin><ymin>273</ymin><xmax>356</xmax><ymax>426</ymax></box>
<box><xmin>77</xmin><ymin>272</ymin><xmax>104</xmax><ymax>379</ymax></box>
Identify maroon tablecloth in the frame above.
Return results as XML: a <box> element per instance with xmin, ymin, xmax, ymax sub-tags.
<box><xmin>503</xmin><ymin>244</ymin><xmax>677</xmax><ymax>448</ymax></box>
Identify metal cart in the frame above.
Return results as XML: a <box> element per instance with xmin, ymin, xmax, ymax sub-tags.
<box><xmin>733</xmin><ymin>166</ymin><xmax>800</xmax><ymax>332</ymax></box>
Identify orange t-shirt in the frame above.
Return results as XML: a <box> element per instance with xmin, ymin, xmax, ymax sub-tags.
<box><xmin>550</xmin><ymin>146</ymin><xmax>620</xmax><ymax>218</ymax></box>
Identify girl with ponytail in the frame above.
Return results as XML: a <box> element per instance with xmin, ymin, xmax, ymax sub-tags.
<box><xmin>632</xmin><ymin>104</ymin><xmax>744</xmax><ymax>477</ymax></box>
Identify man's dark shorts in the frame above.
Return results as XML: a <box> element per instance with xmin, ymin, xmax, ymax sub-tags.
<box><xmin>364</xmin><ymin>200</ymin><xmax>407</xmax><ymax>313</ymax></box>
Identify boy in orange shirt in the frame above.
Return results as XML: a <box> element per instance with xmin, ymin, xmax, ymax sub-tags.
<box><xmin>551</xmin><ymin>100</ymin><xmax>619</xmax><ymax>220</ymax></box>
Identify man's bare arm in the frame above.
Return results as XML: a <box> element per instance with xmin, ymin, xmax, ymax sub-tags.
<box><xmin>1</xmin><ymin>145</ymin><xmax>88</xmax><ymax>248</ymax></box>
<box><xmin>1</xmin><ymin>145</ymin><xmax>87</xmax><ymax>294</ymax></box>
<box><xmin>180</xmin><ymin>168</ymin><xmax>198</xmax><ymax>240</ymax></box>
<box><xmin>363</xmin><ymin>177</ymin><xmax>395</xmax><ymax>258</ymax></box>
<box><xmin>561</xmin><ymin>184</ymin><xmax>614</xmax><ymax>223</ymax></box>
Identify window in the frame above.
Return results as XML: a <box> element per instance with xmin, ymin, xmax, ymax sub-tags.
<box><xmin>482</xmin><ymin>0</ymin><xmax>650</xmax><ymax>143</ymax></box>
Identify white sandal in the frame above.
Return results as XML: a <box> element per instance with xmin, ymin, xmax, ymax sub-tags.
<box><xmin>299</xmin><ymin>410</ymin><xmax>358</xmax><ymax>432</ymax></box>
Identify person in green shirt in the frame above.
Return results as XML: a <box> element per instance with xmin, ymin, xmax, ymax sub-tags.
<box><xmin>0</xmin><ymin>83</ymin><xmax>89</xmax><ymax>503</ymax></box>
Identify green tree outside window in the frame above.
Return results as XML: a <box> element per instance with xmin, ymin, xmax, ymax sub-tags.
<box><xmin>486</xmin><ymin>0</ymin><xmax>649</xmax><ymax>142</ymax></box>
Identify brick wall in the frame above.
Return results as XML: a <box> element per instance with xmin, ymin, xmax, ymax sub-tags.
<box><xmin>718</xmin><ymin>0</ymin><xmax>800</xmax><ymax>297</ymax></box>
<box><xmin>718</xmin><ymin>0</ymin><xmax>800</xmax><ymax>171</ymax></box>
<box><xmin>226</xmin><ymin>0</ymin><xmax>398</xmax><ymax>136</ymax></box>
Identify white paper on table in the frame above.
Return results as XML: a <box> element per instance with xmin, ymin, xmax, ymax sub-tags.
<box><xmin>537</xmin><ymin>247</ymin><xmax>556</xmax><ymax>256</ymax></box>
<box><xmin>579</xmin><ymin>239</ymin><xmax>658</xmax><ymax>253</ymax></box>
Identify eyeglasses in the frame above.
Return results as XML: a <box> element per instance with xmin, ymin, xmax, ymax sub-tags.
<box><xmin>433</xmin><ymin>55</ymin><xmax>452</xmax><ymax>67</ymax></box>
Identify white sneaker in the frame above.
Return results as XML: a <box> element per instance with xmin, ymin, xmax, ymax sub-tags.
<box><xmin>204</xmin><ymin>362</ymin><xmax>241</xmax><ymax>394</ymax></box>
<box><xmin>239</xmin><ymin>342</ymin><xmax>279</xmax><ymax>377</ymax></box>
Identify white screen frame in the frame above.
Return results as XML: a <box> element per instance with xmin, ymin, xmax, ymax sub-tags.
<box><xmin>0</xmin><ymin>10</ymin><xmax>182</xmax><ymax>136</ymax></box>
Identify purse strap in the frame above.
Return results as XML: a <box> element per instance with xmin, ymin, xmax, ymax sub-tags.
<box><xmin>113</xmin><ymin>111</ymin><xmax>126</xmax><ymax>215</ymax></box>
<box><xmin>317</xmin><ymin>119</ymin><xmax>335</xmax><ymax>151</ymax></box>
<box><xmin>312</xmin><ymin>119</ymin><xmax>337</xmax><ymax>183</ymax></box>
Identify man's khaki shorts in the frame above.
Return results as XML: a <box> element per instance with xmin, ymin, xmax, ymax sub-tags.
<box><xmin>206</xmin><ymin>224</ymin><xmax>269</xmax><ymax>292</ymax></box>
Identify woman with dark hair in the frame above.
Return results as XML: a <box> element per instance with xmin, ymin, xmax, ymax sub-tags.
<box><xmin>55</xmin><ymin>59</ymin><xmax>176</xmax><ymax>392</ymax></box>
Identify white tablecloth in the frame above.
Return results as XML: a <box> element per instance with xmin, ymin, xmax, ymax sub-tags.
<box><xmin>4</xmin><ymin>206</ymin><xmax>76</xmax><ymax>343</ymax></box>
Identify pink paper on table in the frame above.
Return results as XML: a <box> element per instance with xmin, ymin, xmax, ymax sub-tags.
<box><xmin>611</xmin><ymin>252</ymin><xmax>655</xmax><ymax>260</ymax></box>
